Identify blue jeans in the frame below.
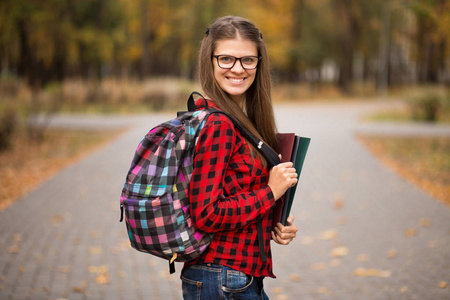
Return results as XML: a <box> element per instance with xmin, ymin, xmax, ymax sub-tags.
<box><xmin>181</xmin><ymin>263</ymin><xmax>269</xmax><ymax>300</ymax></box>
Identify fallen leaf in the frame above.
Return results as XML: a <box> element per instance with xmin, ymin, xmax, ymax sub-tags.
<box><xmin>300</xmin><ymin>236</ymin><xmax>314</xmax><ymax>245</ymax></box>
<box><xmin>13</xmin><ymin>234</ymin><xmax>23</xmax><ymax>243</ymax></box>
<box><xmin>118</xmin><ymin>271</ymin><xmax>127</xmax><ymax>278</ymax></box>
<box><xmin>438</xmin><ymin>281</ymin><xmax>448</xmax><ymax>289</ymax></box>
<box><xmin>89</xmin><ymin>246</ymin><xmax>103</xmax><ymax>254</ymax></box>
<box><xmin>8</xmin><ymin>244</ymin><xmax>20</xmax><ymax>254</ymax></box>
<box><xmin>289</xmin><ymin>273</ymin><xmax>301</xmax><ymax>282</ymax></box>
<box><xmin>405</xmin><ymin>228</ymin><xmax>418</xmax><ymax>237</ymax></box>
<box><xmin>317</xmin><ymin>287</ymin><xmax>331</xmax><ymax>294</ymax></box>
<box><xmin>319</xmin><ymin>229</ymin><xmax>338</xmax><ymax>240</ymax></box>
<box><xmin>329</xmin><ymin>259</ymin><xmax>341</xmax><ymax>267</ymax></box>
<box><xmin>337</xmin><ymin>217</ymin><xmax>347</xmax><ymax>225</ymax></box>
<box><xmin>398</xmin><ymin>286</ymin><xmax>408</xmax><ymax>294</ymax></box>
<box><xmin>275</xmin><ymin>295</ymin><xmax>288</xmax><ymax>300</ymax></box>
<box><xmin>158</xmin><ymin>270</ymin><xmax>170</xmax><ymax>279</ymax></box>
<box><xmin>72</xmin><ymin>281</ymin><xmax>87</xmax><ymax>294</ymax></box>
<box><xmin>312</xmin><ymin>262</ymin><xmax>327</xmax><ymax>271</ymax></box>
<box><xmin>91</xmin><ymin>230</ymin><xmax>100</xmax><ymax>238</ymax></box>
<box><xmin>19</xmin><ymin>266</ymin><xmax>25</xmax><ymax>273</ymax></box>
<box><xmin>427</xmin><ymin>240</ymin><xmax>438</xmax><ymax>249</ymax></box>
<box><xmin>354</xmin><ymin>268</ymin><xmax>391</xmax><ymax>278</ymax></box>
<box><xmin>95</xmin><ymin>272</ymin><xmax>110</xmax><ymax>285</ymax></box>
<box><xmin>357</xmin><ymin>254</ymin><xmax>370</xmax><ymax>262</ymax></box>
<box><xmin>388</xmin><ymin>249</ymin><xmax>397</xmax><ymax>258</ymax></box>
<box><xmin>334</xmin><ymin>198</ymin><xmax>344</xmax><ymax>210</ymax></box>
<box><xmin>112</xmin><ymin>241</ymin><xmax>131</xmax><ymax>254</ymax></box>
<box><xmin>271</xmin><ymin>287</ymin><xmax>284</xmax><ymax>294</ymax></box>
<box><xmin>88</xmin><ymin>265</ymin><xmax>108</xmax><ymax>274</ymax></box>
<box><xmin>331</xmin><ymin>246</ymin><xmax>349</xmax><ymax>258</ymax></box>
<box><xmin>419</xmin><ymin>218</ymin><xmax>431</xmax><ymax>227</ymax></box>
<box><xmin>60</xmin><ymin>266</ymin><xmax>71</xmax><ymax>274</ymax></box>
<box><xmin>55</xmin><ymin>232</ymin><xmax>63</xmax><ymax>240</ymax></box>
<box><xmin>354</xmin><ymin>268</ymin><xmax>366</xmax><ymax>277</ymax></box>
<box><xmin>52</xmin><ymin>214</ymin><xmax>64</xmax><ymax>226</ymax></box>
<box><xmin>371</xmin><ymin>269</ymin><xmax>391</xmax><ymax>278</ymax></box>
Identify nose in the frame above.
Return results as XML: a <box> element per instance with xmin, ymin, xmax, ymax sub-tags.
<box><xmin>230</xmin><ymin>59</ymin><xmax>245</xmax><ymax>72</ymax></box>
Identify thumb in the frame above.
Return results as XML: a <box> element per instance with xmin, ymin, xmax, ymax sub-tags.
<box><xmin>287</xmin><ymin>215</ymin><xmax>295</xmax><ymax>225</ymax></box>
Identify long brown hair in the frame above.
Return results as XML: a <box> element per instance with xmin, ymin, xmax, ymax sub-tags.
<box><xmin>198</xmin><ymin>16</ymin><xmax>278</xmax><ymax>151</ymax></box>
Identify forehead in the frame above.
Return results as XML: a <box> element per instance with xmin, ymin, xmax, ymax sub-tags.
<box><xmin>214</xmin><ymin>38</ymin><xmax>258</xmax><ymax>56</ymax></box>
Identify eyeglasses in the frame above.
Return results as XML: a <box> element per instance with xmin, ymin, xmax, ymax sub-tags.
<box><xmin>213</xmin><ymin>55</ymin><xmax>261</xmax><ymax>70</ymax></box>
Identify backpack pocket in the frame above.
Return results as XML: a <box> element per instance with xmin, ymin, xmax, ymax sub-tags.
<box><xmin>121</xmin><ymin>191</ymin><xmax>213</xmax><ymax>262</ymax></box>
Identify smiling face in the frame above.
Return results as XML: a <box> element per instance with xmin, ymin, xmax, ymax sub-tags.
<box><xmin>213</xmin><ymin>38</ymin><xmax>258</xmax><ymax>106</ymax></box>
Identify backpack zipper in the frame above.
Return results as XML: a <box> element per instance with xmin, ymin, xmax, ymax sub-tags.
<box><xmin>120</xmin><ymin>203</ymin><xmax>124</xmax><ymax>222</ymax></box>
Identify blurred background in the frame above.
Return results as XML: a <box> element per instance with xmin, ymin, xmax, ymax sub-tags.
<box><xmin>1</xmin><ymin>0</ymin><xmax>449</xmax><ymax>210</ymax></box>
<box><xmin>0</xmin><ymin>1</ymin><xmax>449</xmax><ymax>299</ymax></box>
<box><xmin>0</xmin><ymin>1</ymin><xmax>449</xmax><ymax>205</ymax></box>
<box><xmin>1</xmin><ymin>0</ymin><xmax>449</xmax><ymax>108</ymax></box>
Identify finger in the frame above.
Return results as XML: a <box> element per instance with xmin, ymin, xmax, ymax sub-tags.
<box><xmin>278</xmin><ymin>162</ymin><xmax>294</xmax><ymax>168</ymax></box>
<box><xmin>276</xmin><ymin>235</ymin><xmax>292</xmax><ymax>245</ymax></box>
<box><xmin>271</xmin><ymin>231</ymin><xmax>281</xmax><ymax>244</ymax></box>
<box><xmin>275</xmin><ymin>222</ymin><xmax>285</xmax><ymax>231</ymax></box>
<box><xmin>286</xmin><ymin>215</ymin><xmax>295</xmax><ymax>225</ymax></box>
<box><xmin>275</xmin><ymin>227</ymin><xmax>296</xmax><ymax>241</ymax></box>
<box><xmin>276</xmin><ymin>221</ymin><xmax>295</xmax><ymax>232</ymax></box>
<box><xmin>272</xmin><ymin>231</ymin><xmax>291</xmax><ymax>245</ymax></box>
<box><xmin>285</xmin><ymin>166</ymin><xmax>296</xmax><ymax>172</ymax></box>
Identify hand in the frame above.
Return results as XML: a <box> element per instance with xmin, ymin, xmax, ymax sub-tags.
<box><xmin>268</xmin><ymin>160</ymin><xmax>298</xmax><ymax>201</ymax></box>
<box><xmin>272</xmin><ymin>215</ymin><xmax>298</xmax><ymax>245</ymax></box>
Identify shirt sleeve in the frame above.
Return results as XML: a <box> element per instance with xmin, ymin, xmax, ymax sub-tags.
<box><xmin>189</xmin><ymin>113</ymin><xmax>276</xmax><ymax>233</ymax></box>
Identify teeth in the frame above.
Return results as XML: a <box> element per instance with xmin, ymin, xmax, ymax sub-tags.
<box><xmin>229</xmin><ymin>78</ymin><xmax>244</xmax><ymax>83</ymax></box>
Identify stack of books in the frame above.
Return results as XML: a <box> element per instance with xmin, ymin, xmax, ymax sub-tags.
<box><xmin>272</xmin><ymin>133</ymin><xmax>311</xmax><ymax>227</ymax></box>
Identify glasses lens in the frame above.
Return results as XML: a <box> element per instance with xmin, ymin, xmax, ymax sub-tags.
<box><xmin>241</xmin><ymin>57</ymin><xmax>258</xmax><ymax>68</ymax></box>
<box><xmin>217</xmin><ymin>56</ymin><xmax>236</xmax><ymax>68</ymax></box>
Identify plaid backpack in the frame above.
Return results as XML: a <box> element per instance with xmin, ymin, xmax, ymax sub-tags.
<box><xmin>120</xmin><ymin>92</ymin><xmax>279</xmax><ymax>273</ymax></box>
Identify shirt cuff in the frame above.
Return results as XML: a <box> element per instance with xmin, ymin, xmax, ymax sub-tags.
<box><xmin>261</xmin><ymin>185</ymin><xmax>277</xmax><ymax>213</ymax></box>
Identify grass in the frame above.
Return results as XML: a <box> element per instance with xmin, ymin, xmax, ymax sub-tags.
<box><xmin>358</xmin><ymin>135</ymin><xmax>450</xmax><ymax>206</ymax></box>
<box><xmin>366</xmin><ymin>86</ymin><xmax>450</xmax><ymax>124</ymax></box>
<box><xmin>367</xmin><ymin>105</ymin><xmax>450</xmax><ymax>124</ymax></box>
<box><xmin>0</xmin><ymin>128</ymin><xmax>123</xmax><ymax>211</ymax></box>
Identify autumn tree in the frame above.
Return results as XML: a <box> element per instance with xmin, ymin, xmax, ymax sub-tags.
<box><xmin>410</xmin><ymin>0</ymin><xmax>450</xmax><ymax>84</ymax></box>
<box><xmin>1</xmin><ymin>0</ymin><xmax>449</xmax><ymax>90</ymax></box>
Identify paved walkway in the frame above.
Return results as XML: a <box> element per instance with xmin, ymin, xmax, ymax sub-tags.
<box><xmin>1</xmin><ymin>101</ymin><xmax>449</xmax><ymax>300</ymax></box>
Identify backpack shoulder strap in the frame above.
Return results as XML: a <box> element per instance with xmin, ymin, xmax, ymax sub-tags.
<box><xmin>187</xmin><ymin>92</ymin><xmax>280</xmax><ymax>167</ymax></box>
<box><xmin>208</xmin><ymin>108</ymin><xmax>280</xmax><ymax>168</ymax></box>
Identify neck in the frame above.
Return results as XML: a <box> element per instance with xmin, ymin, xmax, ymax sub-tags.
<box><xmin>231</xmin><ymin>94</ymin><xmax>245</xmax><ymax>110</ymax></box>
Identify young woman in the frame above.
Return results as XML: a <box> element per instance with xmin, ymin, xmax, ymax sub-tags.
<box><xmin>181</xmin><ymin>16</ymin><xmax>299</xmax><ymax>300</ymax></box>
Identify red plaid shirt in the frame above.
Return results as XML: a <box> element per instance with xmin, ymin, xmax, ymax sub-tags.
<box><xmin>183</xmin><ymin>100</ymin><xmax>277</xmax><ymax>278</ymax></box>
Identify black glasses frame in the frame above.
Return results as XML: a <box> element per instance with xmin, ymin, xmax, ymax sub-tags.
<box><xmin>213</xmin><ymin>55</ymin><xmax>261</xmax><ymax>70</ymax></box>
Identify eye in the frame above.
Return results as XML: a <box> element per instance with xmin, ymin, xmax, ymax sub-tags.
<box><xmin>219</xmin><ymin>56</ymin><xmax>234</xmax><ymax>63</ymax></box>
<box><xmin>242</xmin><ymin>57</ymin><xmax>257</xmax><ymax>65</ymax></box>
